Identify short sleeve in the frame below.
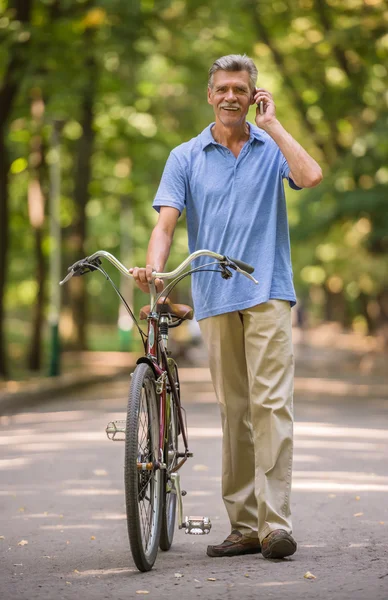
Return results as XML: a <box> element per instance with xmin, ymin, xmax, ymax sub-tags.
<box><xmin>153</xmin><ymin>152</ymin><xmax>187</xmax><ymax>215</ymax></box>
<box><xmin>281</xmin><ymin>155</ymin><xmax>302</xmax><ymax>191</ymax></box>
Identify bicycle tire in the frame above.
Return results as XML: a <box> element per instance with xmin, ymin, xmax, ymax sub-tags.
<box><xmin>159</xmin><ymin>361</ymin><xmax>179</xmax><ymax>550</ymax></box>
<box><xmin>125</xmin><ymin>363</ymin><xmax>162</xmax><ymax>572</ymax></box>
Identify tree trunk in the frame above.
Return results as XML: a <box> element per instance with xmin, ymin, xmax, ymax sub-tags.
<box><xmin>0</xmin><ymin>0</ymin><xmax>32</xmax><ymax>377</ymax></box>
<box><xmin>27</xmin><ymin>91</ymin><xmax>47</xmax><ymax>371</ymax></box>
<box><xmin>28</xmin><ymin>227</ymin><xmax>46</xmax><ymax>370</ymax></box>
<box><xmin>358</xmin><ymin>292</ymin><xmax>375</xmax><ymax>334</ymax></box>
<box><xmin>376</xmin><ymin>288</ymin><xmax>388</xmax><ymax>349</ymax></box>
<box><xmin>0</xmin><ymin>134</ymin><xmax>9</xmax><ymax>377</ymax></box>
<box><xmin>68</xmin><ymin>52</ymin><xmax>97</xmax><ymax>349</ymax></box>
<box><xmin>324</xmin><ymin>288</ymin><xmax>349</xmax><ymax>326</ymax></box>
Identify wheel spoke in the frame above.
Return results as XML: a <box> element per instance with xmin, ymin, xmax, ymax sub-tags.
<box><xmin>125</xmin><ymin>364</ymin><xmax>162</xmax><ymax>570</ymax></box>
<box><xmin>136</xmin><ymin>381</ymin><xmax>159</xmax><ymax>553</ymax></box>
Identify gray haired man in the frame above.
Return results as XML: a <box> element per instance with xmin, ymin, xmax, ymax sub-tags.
<box><xmin>131</xmin><ymin>54</ymin><xmax>322</xmax><ymax>559</ymax></box>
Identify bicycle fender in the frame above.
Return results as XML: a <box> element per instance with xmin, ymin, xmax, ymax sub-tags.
<box><xmin>136</xmin><ymin>356</ymin><xmax>161</xmax><ymax>377</ymax></box>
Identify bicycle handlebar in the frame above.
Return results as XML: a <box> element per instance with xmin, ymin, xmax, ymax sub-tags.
<box><xmin>60</xmin><ymin>249</ymin><xmax>258</xmax><ymax>286</ymax></box>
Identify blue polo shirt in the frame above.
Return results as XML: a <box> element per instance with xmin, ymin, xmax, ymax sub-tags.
<box><xmin>153</xmin><ymin>122</ymin><xmax>302</xmax><ymax>321</ymax></box>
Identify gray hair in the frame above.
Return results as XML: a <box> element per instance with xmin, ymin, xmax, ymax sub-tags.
<box><xmin>208</xmin><ymin>54</ymin><xmax>258</xmax><ymax>91</ymax></box>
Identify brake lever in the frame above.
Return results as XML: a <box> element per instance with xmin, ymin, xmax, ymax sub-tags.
<box><xmin>59</xmin><ymin>257</ymin><xmax>102</xmax><ymax>285</ymax></box>
<box><xmin>222</xmin><ymin>260</ymin><xmax>259</xmax><ymax>285</ymax></box>
<box><xmin>234</xmin><ymin>266</ymin><xmax>258</xmax><ymax>284</ymax></box>
<box><xmin>59</xmin><ymin>270</ymin><xmax>75</xmax><ymax>285</ymax></box>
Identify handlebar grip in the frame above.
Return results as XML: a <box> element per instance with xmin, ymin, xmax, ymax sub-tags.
<box><xmin>228</xmin><ymin>257</ymin><xmax>255</xmax><ymax>274</ymax></box>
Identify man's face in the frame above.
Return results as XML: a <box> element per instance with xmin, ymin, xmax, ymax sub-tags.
<box><xmin>207</xmin><ymin>70</ymin><xmax>253</xmax><ymax>127</ymax></box>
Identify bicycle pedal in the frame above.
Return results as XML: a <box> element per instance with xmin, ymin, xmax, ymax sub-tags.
<box><xmin>105</xmin><ymin>420</ymin><xmax>126</xmax><ymax>441</ymax></box>
<box><xmin>184</xmin><ymin>516</ymin><xmax>211</xmax><ymax>535</ymax></box>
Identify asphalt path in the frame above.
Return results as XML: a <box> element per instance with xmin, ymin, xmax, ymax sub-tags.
<box><xmin>1</xmin><ymin>367</ymin><xmax>388</xmax><ymax>600</ymax></box>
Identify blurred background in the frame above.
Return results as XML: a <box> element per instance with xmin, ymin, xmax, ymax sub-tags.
<box><xmin>0</xmin><ymin>0</ymin><xmax>387</xmax><ymax>382</ymax></box>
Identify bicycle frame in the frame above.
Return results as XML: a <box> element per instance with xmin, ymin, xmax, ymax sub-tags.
<box><xmin>144</xmin><ymin>307</ymin><xmax>190</xmax><ymax>473</ymax></box>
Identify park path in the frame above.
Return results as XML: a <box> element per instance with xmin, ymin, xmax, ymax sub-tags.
<box><xmin>0</xmin><ymin>345</ymin><xmax>388</xmax><ymax>600</ymax></box>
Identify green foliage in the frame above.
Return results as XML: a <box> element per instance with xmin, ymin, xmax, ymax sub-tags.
<box><xmin>2</xmin><ymin>0</ymin><xmax>388</xmax><ymax>376</ymax></box>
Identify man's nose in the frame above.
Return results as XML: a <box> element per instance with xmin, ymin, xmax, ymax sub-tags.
<box><xmin>225</xmin><ymin>89</ymin><xmax>236</xmax><ymax>101</ymax></box>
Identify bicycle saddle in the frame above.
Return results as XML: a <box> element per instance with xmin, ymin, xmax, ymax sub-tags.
<box><xmin>139</xmin><ymin>297</ymin><xmax>194</xmax><ymax>321</ymax></box>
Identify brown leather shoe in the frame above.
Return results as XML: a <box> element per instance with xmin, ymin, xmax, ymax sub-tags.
<box><xmin>207</xmin><ymin>530</ymin><xmax>261</xmax><ymax>557</ymax></box>
<box><xmin>261</xmin><ymin>529</ymin><xmax>297</xmax><ymax>559</ymax></box>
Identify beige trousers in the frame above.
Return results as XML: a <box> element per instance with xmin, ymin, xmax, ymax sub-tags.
<box><xmin>199</xmin><ymin>300</ymin><xmax>294</xmax><ymax>543</ymax></box>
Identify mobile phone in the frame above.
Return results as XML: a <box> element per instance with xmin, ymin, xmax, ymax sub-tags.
<box><xmin>252</xmin><ymin>89</ymin><xmax>264</xmax><ymax>114</ymax></box>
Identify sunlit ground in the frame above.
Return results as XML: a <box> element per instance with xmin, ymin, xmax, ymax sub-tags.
<box><xmin>1</xmin><ymin>408</ymin><xmax>387</xmax><ymax>511</ymax></box>
<box><xmin>0</xmin><ymin>372</ymin><xmax>387</xmax><ymax>598</ymax></box>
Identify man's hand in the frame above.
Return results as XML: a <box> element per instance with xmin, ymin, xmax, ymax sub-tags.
<box><xmin>252</xmin><ymin>88</ymin><xmax>277</xmax><ymax>129</ymax></box>
<box><xmin>252</xmin><ymin>87</ymin><xmax>322</xmax><ymax>187</ymax></box>
<box><xmin>129</xmin><ymin>264</ymin><xmax>164</xmax><ymax>294</ymax></box>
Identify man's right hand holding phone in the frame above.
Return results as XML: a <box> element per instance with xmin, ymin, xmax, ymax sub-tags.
<box><xmin>252</xmin><ymin>87</ymin><xmax>277</xmax><ymax>130</ymax></box>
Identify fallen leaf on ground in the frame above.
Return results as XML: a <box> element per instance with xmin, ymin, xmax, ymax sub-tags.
<box><xmin>193</xmin><ymin>464</ymin><xmax>209</xmax><ymax>472</ymax></box>
<box><xmin>90</xmin><ymin>536</ymin><xmax>96</xmax><ymax>540</ymax></box>
<box><xmin>207</xmin><ymin>578</ymin><xmax>217</xmax><ymax>581</ymax></box>
<box><xmin>244</xmin><ymin>573</ymin><xmax>250</xmax><ymax>577</ymax></box>
<box><xmin>17</xmin><ymin>540</ymin><xmax>28</xmax><ymax>546</ymax></box>
<box><xmin>354</xmin><ymin>512</ymin><xmax>363</xmax><ymax>517</ymax></box>
<box><xmin>136</xmin><ymin>592</ymin><xmax>149</xmax><ymax>595</ymax></box>
<box><xmin>304</xmin><ymin>571</ymin><xmax>316</xmax><ymax>579</ymax></box>
<box><xmin>93</xmin><ymin>469</ymin><xmax>108</xmax><ymax>476</ymax></box>
<box><xmin>66</xmin><ymin>541</ymin><xmax>70</xmax><ymax>545</ymax></box>
<box><xmin>380</xmin><ymin>521</ymin><xmax>385</xmax><ymax>525</ymax></box>
<box><xmin>59</xmin><ymin>515</ymin><xmax>64</xmax><ymax>519</ymax></box>
<box><xmin>74</xmin><ymin>569</ymin><xmax>80</xmax><ymax>573</ymax></box>
<box><xmin>0</xmin><ymin>536</ymin><xmax>5</xmax><ymax>540</ymax></box>
<box><xmin>66</xmin><ymin>582</ymin><xmax>71</xmax><ymax>585</ymax></box>
<box><xmin>174</xmin><ymin>573</ymin><xmax>183</xmax><ymax>578</ymax></box>
<box><xmin>194</xmin><ymin>579</ymin><xmax>200</xmax><ymax>583</ymax></box>
<box><xmin>18</xmin><ymin>507</ymin><xmax>25</xmax><ymax>512</ymax></box>
<box><xmin>355</xmin><ymin>496</ymin><xmax>360</xmax><ymax>501</ymax></box>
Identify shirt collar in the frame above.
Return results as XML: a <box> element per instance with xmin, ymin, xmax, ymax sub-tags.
<box><xmin>199</xmin><ymin>122</ymin><xmax>266</xmax><ymax>150</ymax></box>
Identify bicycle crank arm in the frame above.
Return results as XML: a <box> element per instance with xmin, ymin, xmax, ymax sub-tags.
<box><xmin>171</xmin><ymin>473</ymin><xmax>184</xmax><ymax>529</ymax></box>
<box><xmin>171</xmin><ymin>473</ymin><xmax>212</xmax><ymax>535</ymax></box>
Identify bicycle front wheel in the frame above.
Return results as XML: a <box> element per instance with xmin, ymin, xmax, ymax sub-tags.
<box><xmin>125</xmin><ymin>363</ymin><xmax>162</xmax><ymax>572</ymax></box>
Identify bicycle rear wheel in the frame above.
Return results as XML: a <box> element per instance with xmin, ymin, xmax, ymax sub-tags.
<box><xmin>160</xmin><ymin>359</ymin><xmax>179</xmax><ymax>551</ymax></box>
<box><xmin>125</xmin><ymin>363</ymin><xmax>162</xmax><ymax>572</ymax></box>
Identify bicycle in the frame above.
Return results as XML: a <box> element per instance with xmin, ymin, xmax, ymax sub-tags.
<box><xmin>60</xmin><ymin>249</ymin><xmax>257</xmax><ymax>571</ymax></box>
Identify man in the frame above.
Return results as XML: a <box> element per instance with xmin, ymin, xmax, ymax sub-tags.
<box><xmin>131</xmin><ymin>54</ymin><xmax>322</xmax><ymax>560</ymax></box>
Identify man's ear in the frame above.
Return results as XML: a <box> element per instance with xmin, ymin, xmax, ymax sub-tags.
<box><xmin>207</xmin><ymin>86</ymin><xmax>213</xmax><ymax>105</ymax></box>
